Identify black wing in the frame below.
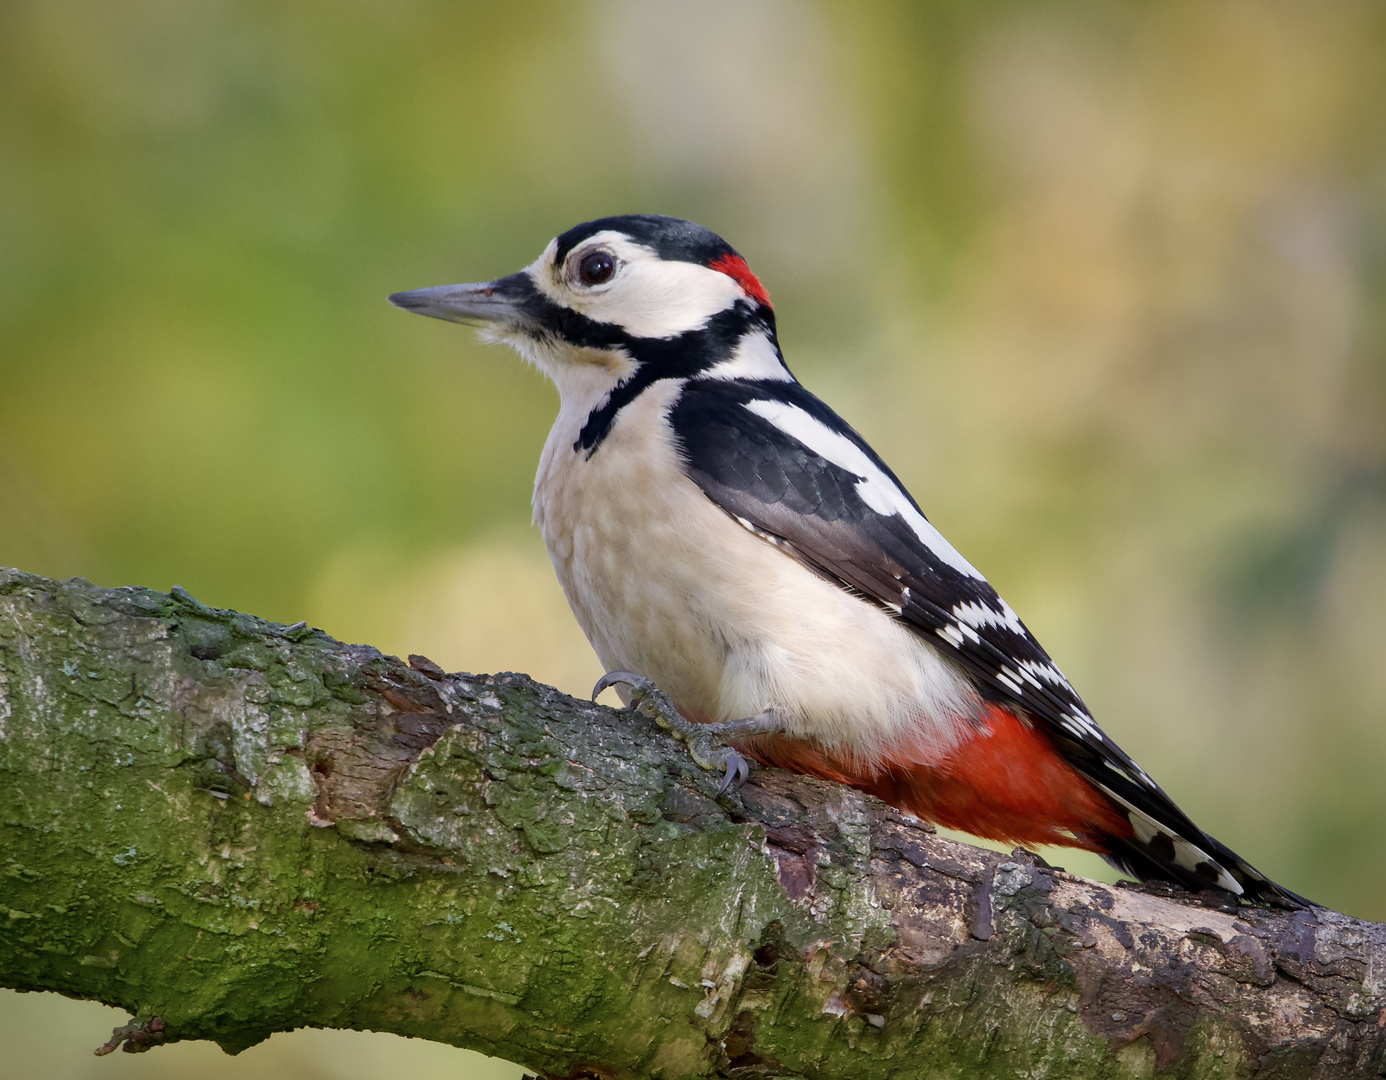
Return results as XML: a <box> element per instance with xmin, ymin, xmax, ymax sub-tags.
<box><xmin>669</xmin><ymin>377</ymin><xmax>1303</xmax><ymax>903</ymax></box>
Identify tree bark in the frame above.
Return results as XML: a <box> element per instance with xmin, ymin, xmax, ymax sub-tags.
<box><xmin>0</xmin><ymin>570</ymin><xmax>1383</xmax><ymax>1079</ymax></box>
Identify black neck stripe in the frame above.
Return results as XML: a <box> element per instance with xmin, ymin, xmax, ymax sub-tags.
<box><xmin>573</xmin><ymin>303</ymin><xmax>774</xmax><ymax>456</ymax></box>
<box><xmin>496</xmin><ymin>270</ymin><xmax>783</xmax><ymax>456</ymax></box>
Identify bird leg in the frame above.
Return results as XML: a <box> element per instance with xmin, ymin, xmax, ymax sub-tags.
<box><xmin>592</xmin><ymin>670</ymin><xmax>785</xmax><ymax>795</ymax></box>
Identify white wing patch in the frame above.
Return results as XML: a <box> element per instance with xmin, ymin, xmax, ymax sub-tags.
<box><xmin>996</xmin><ymin>668</ymin><xmax>1024</xmax><ymax>696</ymax></box>
<box><xmin>953</xmin><ymin>599</ymin><xmax>1026</xmax><ymax>636</ymax></box>
<box><xmin>702</xmin><ymin>330</ymin><xmax>793</xmax><ymax>382</ymax></box>
<box><xmin>741</xmin><ymin>399</ymin><xmax>986</xmax><ymax>580</ymax></box>
<box><xmin>1059</xmin><ymin>710</ymin><xmax>1104</xmax><ymax>741</ymax></box>
<box><xmin>1019</xmin><ymin>658</ymin><xmax>1076</xmax><ymax>694</ymax></box>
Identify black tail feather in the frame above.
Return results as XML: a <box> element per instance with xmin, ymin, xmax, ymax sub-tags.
<box><xmin>1101</xmin><ymin>833</ymin><xmax>1316</xmax><ymax>909</ymax></box>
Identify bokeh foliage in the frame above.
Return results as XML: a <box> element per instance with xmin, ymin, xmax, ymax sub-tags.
<box><xmin>2</xmin><ymin>0</ymin><xmax>1385</xmax><ymax>1073</ymax></box>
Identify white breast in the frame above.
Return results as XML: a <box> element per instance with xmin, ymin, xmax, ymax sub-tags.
<box><xmin>532</xmin><ymin>378</ymin><xmax>980</xmax><ymax>770</ymax></box>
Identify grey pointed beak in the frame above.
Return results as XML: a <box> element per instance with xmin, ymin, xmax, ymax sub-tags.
<box><xmin>388</xmin><ymin>272</ymin><xmax>537</xmax><ymax>328</ymax></box>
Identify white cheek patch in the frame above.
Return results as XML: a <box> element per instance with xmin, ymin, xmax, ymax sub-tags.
<box><xmin>701</xmin><ymin>330</ymin><xmax>793</xmax><ymax>382</ymax></box>
<box><xmin>741</xmin><ymin>399</ymin><xmax>985</xmax><ymax>580</ymax></box>
<box><xmin>533</xmin><ymin>231</ymin><xmax>745</xmax><ymax>340</ymax></box>
<box><xmin>586</xmin><ymin>258</ymin><xmax>743</xmax><ymax>338</ymax></box>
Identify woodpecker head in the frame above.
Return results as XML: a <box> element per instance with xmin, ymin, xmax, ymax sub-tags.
<box><xmin>389</xmin><ymin>215</ymin><xmax>790</xmax><ymax>400</ymax></box>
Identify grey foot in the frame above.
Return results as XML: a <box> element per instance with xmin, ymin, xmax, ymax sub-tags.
<box><xmin>592</xmin><ymin>670</ymin><xmax>784</xmax><ymax>796</ymax></box>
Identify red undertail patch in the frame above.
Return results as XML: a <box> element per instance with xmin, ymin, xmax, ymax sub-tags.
<box><xmin>708</xmin><ymin>253</ymin><xmax>772</xmax><ymax>309</ymax></box>
<box><xmin>743</xmin><ymin>703</ymin><xmax>1132</xmax><ymax>852</ymax></box>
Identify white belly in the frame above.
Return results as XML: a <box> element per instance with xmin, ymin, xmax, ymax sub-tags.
<box><xmin>532</xmin><ymin>379</ymin><xmax>978</xmax><ymax>768</ymax></box>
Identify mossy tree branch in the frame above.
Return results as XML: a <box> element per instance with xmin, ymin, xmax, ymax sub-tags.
<box><xmin>1</xmin><ymin>570</ymin><xmax>1384</xmax><ymax>1079</ymax></box>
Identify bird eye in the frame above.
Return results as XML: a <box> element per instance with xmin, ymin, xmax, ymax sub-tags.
<box><xmin>577</xmin><ymin>251</ymin><xmax>615</xmax><ymax>286</ymax></box>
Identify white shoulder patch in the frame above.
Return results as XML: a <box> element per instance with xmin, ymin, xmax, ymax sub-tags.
<box><xmin>741</xmin><ymin>399</ymin><xmax>985</xmax><ymax>580</ymax></box>
<box><xmin>702</xmin><ymin>330</ymin><xmax>793</xmax><ymax>382</ymax></box>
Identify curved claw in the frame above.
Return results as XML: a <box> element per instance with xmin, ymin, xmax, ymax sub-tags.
<box><xmin>592</xmin><ymin>669</ymin><xmax>646</xmax><ymax>702</ymax></box>
<box><xmin>715</xmin><ymin>751</ymin><xmax>752</xmax><ymax>797</ymax></box>
<box><xmin>592</xmin><ymin>671</ymin><xmax>761</xmax><ymax>797</ymax></box>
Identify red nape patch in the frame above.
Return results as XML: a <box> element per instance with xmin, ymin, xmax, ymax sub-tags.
<box><xmin>742</xmin><ymin>704</ymin><xmax>1132</xmax><ymax>852</ymax></box>
<box><xmin>708</xmin><ymin>253</ymin><xmax>772</xmax><ymax>309</ymax></box>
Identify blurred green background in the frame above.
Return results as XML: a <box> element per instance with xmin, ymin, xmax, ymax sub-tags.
<box><xmin>3</xmin><ymin>0</ymin><xmax>1385</xmax><ymax>1074</ymax></box>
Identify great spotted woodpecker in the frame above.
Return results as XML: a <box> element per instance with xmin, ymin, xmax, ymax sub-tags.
<box><xmin>390</xmin><ymin>214</ymin><xmax>1308</xmax><ymax>906</ymax></box>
